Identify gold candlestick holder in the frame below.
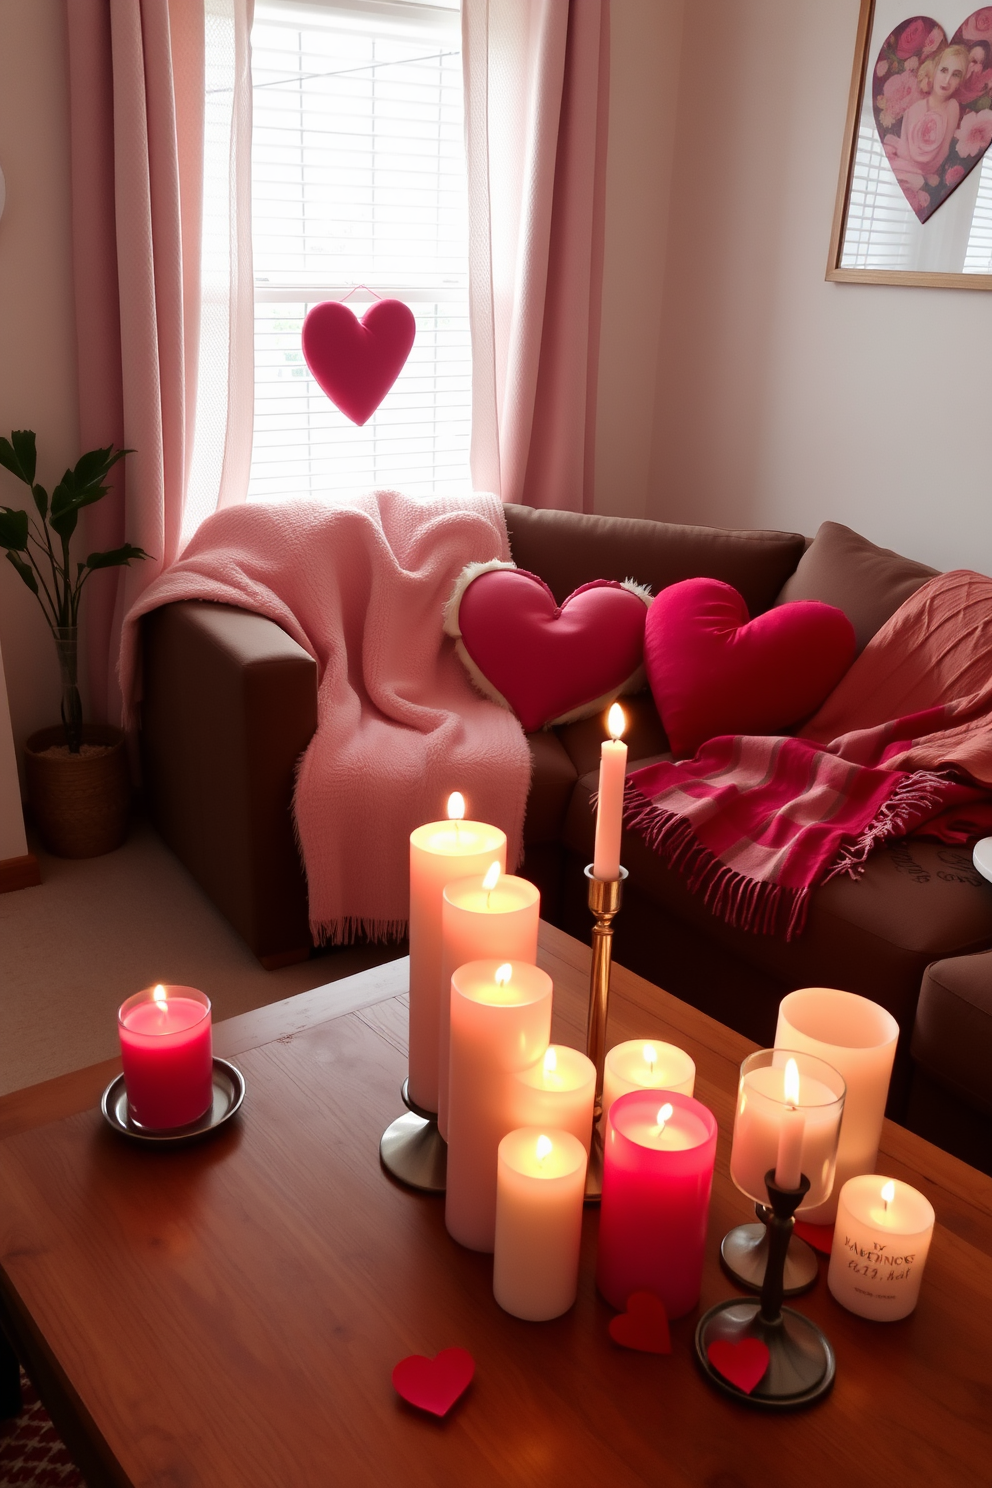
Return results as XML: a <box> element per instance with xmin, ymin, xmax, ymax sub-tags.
<box><xmin>583</xmin><ymin>863</ymin><xmax>627</xmax><ymax>1202</ymax></box>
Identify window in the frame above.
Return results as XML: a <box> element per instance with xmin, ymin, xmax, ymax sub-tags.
<box><xmin>249</xmin><ymin>0</ymin><xmax>471</xmax><ymax>503</ymax></box>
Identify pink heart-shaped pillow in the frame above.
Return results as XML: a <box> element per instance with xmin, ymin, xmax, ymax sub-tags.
<box><xmin>302</xmin><ymin>298</ymin><xmax>416</xmax><ymax>425</ymax></box>
<box><xmin>646</xmin><ymin>579</ymin><xmax>855</xmax><ymax>758</ymax></box>
<box><xmin>446</xmin><ymin>565</ymin><xmax>651</xmax><ymax>733</ymax></box>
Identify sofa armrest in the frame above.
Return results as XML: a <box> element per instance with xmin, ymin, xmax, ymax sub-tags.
<box><xmin>141</xmin><ymin>601</ymin><xmax>318</xmax><ymax>965</ymax></box>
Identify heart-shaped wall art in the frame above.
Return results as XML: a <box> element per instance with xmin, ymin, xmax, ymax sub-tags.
<box><xmin>444</xmin><ymin>562</ymin><xmax>653</xmax><ymax>733</ymax></box>
<box><xmin>873</xmin><ymin>10</ymin><xmax>992</xmax><ymax>222</ymax></box>
<box><xmin>301</xmin><ymin>298</ymin><xmax>416</xmax><ymax>426</ymax></box>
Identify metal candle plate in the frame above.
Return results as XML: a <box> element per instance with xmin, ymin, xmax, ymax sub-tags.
<box><xmin>101</xmin><ymin>1057</ymin><xmax>245</xmax><ymax>1143</ymax></box>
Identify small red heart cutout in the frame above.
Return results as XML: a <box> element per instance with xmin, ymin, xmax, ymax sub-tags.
<box><xmin>794</xmin><ymin>1219</ymin><xmax>834</xmax><ymax>1255</ymax></box>
<box><xmin>392</xmin><ymin>1346</ymin><xmax>475</xmax><ymax>1417</ymax></box>
<box><xmin>302</xmin><ymin>298</ymin><xmax>416</xmax><ymax>425</ymax></box>
<box><xmin>608</xmin><ymin>1291</ymin><xmax>672</xmax><ymax>1354</ymax></box>
<box><xmin>706</xmin><ymin>1337</ymin><xmax>770</xmax><ymax>1395</ymax></box>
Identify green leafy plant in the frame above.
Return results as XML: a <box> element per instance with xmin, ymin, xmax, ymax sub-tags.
<box><xmin>0</xmin><ymin>429</ymin><xmax>150</xmax><ymax>753</ymax></box>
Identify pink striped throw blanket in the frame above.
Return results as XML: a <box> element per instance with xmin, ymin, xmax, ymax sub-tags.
<box><xmin>120</xmin><ymin>491</ymin><xmax>531</xmax><ymax>944</ymax></box>
<box><xmin>623</xmin><ymin>570</ymin><xmax>992</xmax><ymax>939</ymax></box>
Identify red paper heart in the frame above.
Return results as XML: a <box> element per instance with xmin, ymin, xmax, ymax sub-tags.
<box><xmin>391</xmin><ymin>1347</ymin><xmax>475</xmax><ymax>1417</ymax></box>
<box><xmin>706</xmin><ymin>1337</ymin><xmax>770</xmax><ymax>1395</ymax></box>
<box><xmin>302</xmin><ymin>298</ymin><xmax>416</xmax><ymax>425</ymax></box>
<box><xmin>645</xmin><ymin>578</ymin><xmax>855</xmax><ymax>758</ymax></box>
<box><xmin>608</xmin><ymin>1291</ymin><xmax>672</xmax><ymax>1354</ymax></box>
<box><xmin>455</xmin><ymin>568</ymin><xmax>650</xmax><ymax>733</ymax></box>
<box><xmin>871</xmin><ymin>13</ymin><xmax>992</xmax><ymax>225</ymax></box>
<box><xmin>794</xmin><ymin>1219</ymin><xmax>834</xmax><ymax>1255</ymax></box>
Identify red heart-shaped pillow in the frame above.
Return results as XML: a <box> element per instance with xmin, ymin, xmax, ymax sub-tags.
<box><xmin>706</xmin><ymin>1337</ymin><xmax>770</xmax><ymax>1395</ymax></box>
<box><xmin>645</xmin><ymin>579</ymin><xmax>855</xmax><ymax>758</ymax></box>
<box><xmin>608</xmin><ymin>1291</ymin><xmax>672</xmax><ymax>1354</ymax></box>
<box><xmin>302</xmin><ymin>298</ymin><xmax>416</xmax><ymax>425</ymax></box>
<box><xmin>446</xmin><ymin>565</ymin><xmax>651</xmax><ymax>733</ymax></box>
<box><xmin>391</xmin><ymin>1347</ymin><xmax>475</xmax><ymax>1417</ymax></box>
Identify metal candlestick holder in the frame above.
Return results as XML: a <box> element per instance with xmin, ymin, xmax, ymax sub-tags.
<box><xmin>583</xmin><ymin>863</ymin><xmax>628</xmax><ymax>1202</ymax></box>
<box><xmin>720</xmin><ymin>1202</ymin><xmax>819</xmax><ymax>1296</ymax></box>
<box><xmin>696</xmin><ymin>1171</ymin><xmax>836</xmax><ymax>1410</ymax></box>
<box><xmin>379</xmin><ymin>1078</ymin><xmax>446</xmax><ymax>1193</ymax></box>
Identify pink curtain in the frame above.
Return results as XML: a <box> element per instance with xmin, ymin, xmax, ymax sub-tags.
<box><xmin>66</xmin><ymin>0</ymin><xmax>253</xmax><ymax>726</ymax></box>
<box><xmin>462</xmin><ymin>0</ymin><xmax>610</xmax><ymax>513</ymax></box>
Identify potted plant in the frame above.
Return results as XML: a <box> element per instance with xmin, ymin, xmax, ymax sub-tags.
<box><xmin>0</xmin><ymin>429</ymin><xmax>150</xmax><ymax>857</ymax></box>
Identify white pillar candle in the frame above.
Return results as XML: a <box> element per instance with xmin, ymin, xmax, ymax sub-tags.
<box><xmin>602</xmin><ymin>1039</ymin><xmax>695</xmax><ymax>1124</ymax></box>
<box><xmin>512</xmin><ymin>1045</ymin><xmax>596</xmax><ymax>1153</ymax></box>
<box><xmin>408</xmin><ymin>798</ymin><xmax>506</xmax><ymax>1112</ymax></box>
<box><xmin>592</xmin><ymin>704</ymin><xmax>627</xmax><ymax>881</ymax></box>
<box><xmin>828</xmin><ymin>1175</ymin><xmax>935</xmax><ymax>1321</ymax></box>
<box><xmin>446</xmin><ymin>960</ymin><xmax>553</xmax><ymax>1253</ymax></box>
<box><xmin>729</xmin><ymin>1049</ymin><xmax>845</xmax><ymax>1210</ymax></box>
<box><xmin>437</xmin><ymin>867</ymin><xmax>540</xmax><ymax>1140</ymax></box>
<box><xmin>776</xmin><ymin>988</ymin><xmax>899</xmax><ymax>1224</ymax></box>
<box><xmin>493</xmin><ymin>1127</ymin><xmax>587</xmax><ymax>1321</ymax></box>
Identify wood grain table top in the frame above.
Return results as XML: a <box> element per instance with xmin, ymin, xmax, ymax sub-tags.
<box><xmin>0</xmin><ymin>922</ymin><xmax>990</xmax><ymax>1487</ymax></box>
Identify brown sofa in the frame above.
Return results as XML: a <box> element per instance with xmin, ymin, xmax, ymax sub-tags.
<box><xmin>139</xmin><ymin>508</ymin><xmax>992</xmax><ymax>1171</ymax></box>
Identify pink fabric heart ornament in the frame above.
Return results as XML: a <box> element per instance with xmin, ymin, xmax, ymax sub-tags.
<box><xmin>645</xmin><ymin>578</ymin><xmax>855</xmax><ymax>758</ymax></box>
<box><xmin>445</xmin><ymin>562</ymin><xmax>652</xmax><ymax>733</ymax></box>
<box><xmin>302</xmin><ymin>298</ymin><xmax>416</xmax><ymax>425</ymax></box>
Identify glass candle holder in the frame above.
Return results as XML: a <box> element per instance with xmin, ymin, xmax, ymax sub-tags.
<box><xmin>118</xmin><ymin>985</ymin><xmax>213</xmax><ymax>1131</ymax></box>
<box><xmin>730</xmin><ymin>1049</ymin><xmax>846</xmax><ymax>1212</ymax></box>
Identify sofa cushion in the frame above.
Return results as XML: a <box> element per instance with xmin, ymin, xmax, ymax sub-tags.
<box><xmin>504</xmin><ymin>506</ymin><xmax>806</xmax><ymax>617</ymax></box>
<box><xmin>911</xmin><ymin>951</ymin><xmax>992</xmax><ymax>1118</ymax></box>
<box><xmin>775</xmin><ymin>522</ymin><xmax>938</xmax><ymax>654</ymax></box>
<box><xmin>524</xmin><ymin>729</ymin><xmax>578</xmax><ymax>845</ymax></box>
<box><xmin>563</xmin><ymin>767</ymin><xmax>992</xmax><ymax>1030</ymax></box>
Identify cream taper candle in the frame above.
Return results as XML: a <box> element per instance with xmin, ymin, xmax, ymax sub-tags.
<box><xmin>493</xmin><ymin>1127</ymin><xmax>587</xmax><ymax>1321</ymax></box>
<box><xmin>445</xmin><ymin>960</ymin><xmax>553</xmax><ymax>1252</ymax></box>
<box><xmin>828</xmin><ymin>1175</ymin><xmax>935</xmax><ymax>1321</ymax></box>
<box><xmin>408</xmin><ymin>798</ymin><xmax>505</xmax><ymax>1112</ymax></box>
<box><xmin>592</xmin><ymin>704</ymin><xmax>627</xmax><ymax>881</ymax></box>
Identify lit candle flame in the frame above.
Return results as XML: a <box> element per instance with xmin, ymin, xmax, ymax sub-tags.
<box><xmin>881</xmin><ymin>1180</ymin><xmax>895</xmax><ymax>1211</ymax></box>
<box><xmin>482</xmin><ymin>861</ymin><xmax>501</xmax><ymax>891</ymax></box>
<box><xmin>543</xmin><ymin>1047</ymin><xmax>557</xmax><ymax>1075</ymax></box>
<box><xmin>784</xmin><ymin>1057</ymin><xmax>800</xmax><ymax>1108</ymax></box>
<box><xmin>447</xmin><ymin>792</ymin><xmax>465</xmax><ymax>821</ymax></box>
<box><xmin>643</xmin><ymin>1043</ymin><xmax>657</xmax><ymax>1079</ymax></box>
<box><xmin>607</xmin><ymin>702</ymin><xmax>626</xmax><ymax>740</ymax></box>
<box><xmin>536</xmin><ymin>1134</ymin><xmax>553</xmax><ymax>1162</ymax></box>
<box><xmin>656</xmin><ymin>1102</ymin><xmax>674</xmax><ymax>1131</ymax></box>
<box><xmin>152</xmin><ymin>984</ymin><xmax>168</xmax><ymax>1006</ymax></box>
<box><xmin>495</xmin><ymin>963</ymin><xmax>512</xmax><ymax>988</ymax></box>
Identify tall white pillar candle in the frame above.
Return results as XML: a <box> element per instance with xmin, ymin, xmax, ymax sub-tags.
<box><xmin>776</xmin><ymin>988</ymin><xmax>899</xmax><ymax>1224</ymax></box>
<box><xmin>446</xmin><ymin>961</ymin><xmax>553</xmax><ymax>1252</ymax></box>
<box><xmin>729</xmin><ymin>1049</ymin><xmax>845</xmax><ymax>1211</ymax></box>
<box><xmin>493</xmin><ymin>1128</ymin><xmax>587</xmax><ymax>1321</ymax></box>
<box><xmin>828</xmin><ymin>1176</ymin><xmax>935</xmax><ymax>1321</ymax></box>
<box><xmin>408</xmin><ymin>801</ymin><xmax>505</xmax><ymax>1112</ymax></box>
<box><xmin>437</xmin><ymin>868</ymin><xmax>540</xmax><ymax>1140</ymax></box>
<box><xmin>602</xmin><ymin>1039</ymin><xmax>695</xmax><ymax>1124</ymax></box>
<box><xmin>592</xmin><ymin>704</ymin><xmax>627</xmax><ymax>881</ymax></box>
<box><xmin>512</xmin><ymin>1046</ymin><xmax>596</xmax><ymax>1153</ymax></box>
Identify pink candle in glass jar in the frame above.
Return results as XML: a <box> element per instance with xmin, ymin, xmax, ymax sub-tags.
<box><xmin>118</xmin><ymin>984</ymin><xmax>214</xmax><ymax>1130</ymax></box>
<box><xmin>596</xmin><ymin>1089</ymin><xmax>718</xmax><ymax>1319</ymax></box>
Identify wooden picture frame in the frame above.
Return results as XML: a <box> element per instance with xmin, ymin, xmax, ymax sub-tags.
<box><xmin>827</xmin><ymin>0</ymin><xmax>992</xmax><ymax>289</ymax></box>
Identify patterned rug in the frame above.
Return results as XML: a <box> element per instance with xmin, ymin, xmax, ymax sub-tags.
<box><xmin>0</xmin><ymin>1372</ymin><xmax>83</xmax><ymax>1487</ymax></box>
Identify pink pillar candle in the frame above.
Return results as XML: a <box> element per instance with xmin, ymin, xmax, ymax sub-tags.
<box><xmin>596</xmin><ymin>1089</ymin><xmax>718</xmax><ymax>1319</ymax></box>
<box><xmin>512</xmin><ymin>1045</ymin><xmax>596</xmax><ymax>1153</ymax></box>
<box><xmin>445</xmin><ymin>960</ymin><xmax>553</xmax><ymax>1253</ymax></box>
<box><xmin>118</xmin><ymin>985</ymin><xmax>213</xmax><ymax>1130</ymax></box>
<box><xmin>408</xmin><ymin>812</ymin><xmax>506</xmax><ymax>1112</ymax></box>
<box><xmin>494</xmin><ymin>1128</ymin><xmax>587</xmax><ymax>1321</ymax></box>
<box><xmin>592</xmin><ymin>704</ymin><xmax>627</xmax><ymax>881</ymax></box>
<box><xmin>437</xmin><ymin>869</ymin><xmax>540</xmax><ymax>1139</ymax></box>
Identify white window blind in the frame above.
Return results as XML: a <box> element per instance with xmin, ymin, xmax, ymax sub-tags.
<box><xmin>840</xmin><ymin>119</ymin><xmax>915</xmax><ymax>271</ymax></box>
<box><xmin>249</xmin><ymin>0</ymin><xmax>471</xmax><ymax>502</ymax></box>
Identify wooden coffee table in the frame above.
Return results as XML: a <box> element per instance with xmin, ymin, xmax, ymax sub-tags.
<box><xmin>1</xmin><ymin>923</ymin><xmax>990</xmax><ymax>1487</ymax></box>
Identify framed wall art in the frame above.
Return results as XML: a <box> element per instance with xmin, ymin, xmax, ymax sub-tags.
<box><xmin>828</xmin><ymin>0</ymin><xmax>992</xmax><ymax>288</ymax></box>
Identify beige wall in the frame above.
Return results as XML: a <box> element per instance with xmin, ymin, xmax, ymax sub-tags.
<box><xmin>648</xmin><ymin>0</ymin><xmax>992</xmax><ymax>573</ymax></box>
<box><xmin>0</xmin><ymin>0</ymin><xmax>80</xmax><ymax>771</ymax></box>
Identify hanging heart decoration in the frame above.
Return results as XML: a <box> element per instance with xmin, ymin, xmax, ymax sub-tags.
<box><xmin>872</xmin><ymin>10</ymin><xmax>992</xmax><ymax>223</ymax></box>
<box><xmin>302</xmin><ymin>297</ymin><xmax>416</xmax><ymax>426</ymax></box>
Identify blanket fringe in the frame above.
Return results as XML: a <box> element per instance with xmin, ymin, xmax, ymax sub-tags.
<box><xmin>310</xmin><ymin>916</ymin><xmax>408</xmax><ymax>948</ymax></box>
<box><xmin>823</xmin><ymin>769</ymin><xmax>958</xmax><ymax>882</ymax></box>
<box><xmin>621</xmin><ymin>782</ymin><xmax>812</xmax><ymax>940</ymax></box>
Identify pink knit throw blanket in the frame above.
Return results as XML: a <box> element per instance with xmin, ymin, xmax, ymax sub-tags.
<box><xmin>623</xmin><ymin>570</ymin><xmax>992</xmax><ymax>939</ymax></box>
<box><xmin>120</xmin><ymin>491</ymin><xmax>532</xmax><ymax>944</ymax></box>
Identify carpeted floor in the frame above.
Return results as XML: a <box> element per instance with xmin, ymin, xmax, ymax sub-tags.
<box><xmin>0</xmin><ymin>1373</ymin><xmax>82</xmax><ymax>1487</ymax></box>
<box><xmin>0</xmin><ymin>812</ymin><xmax>402</xmax><ymax>1096</ymax></box>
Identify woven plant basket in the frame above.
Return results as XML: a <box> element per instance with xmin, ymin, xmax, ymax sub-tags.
<box><xmin>24</xmin><ymin>724</ymin><xmax>131</xmax><ymax>858</ymax></box>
